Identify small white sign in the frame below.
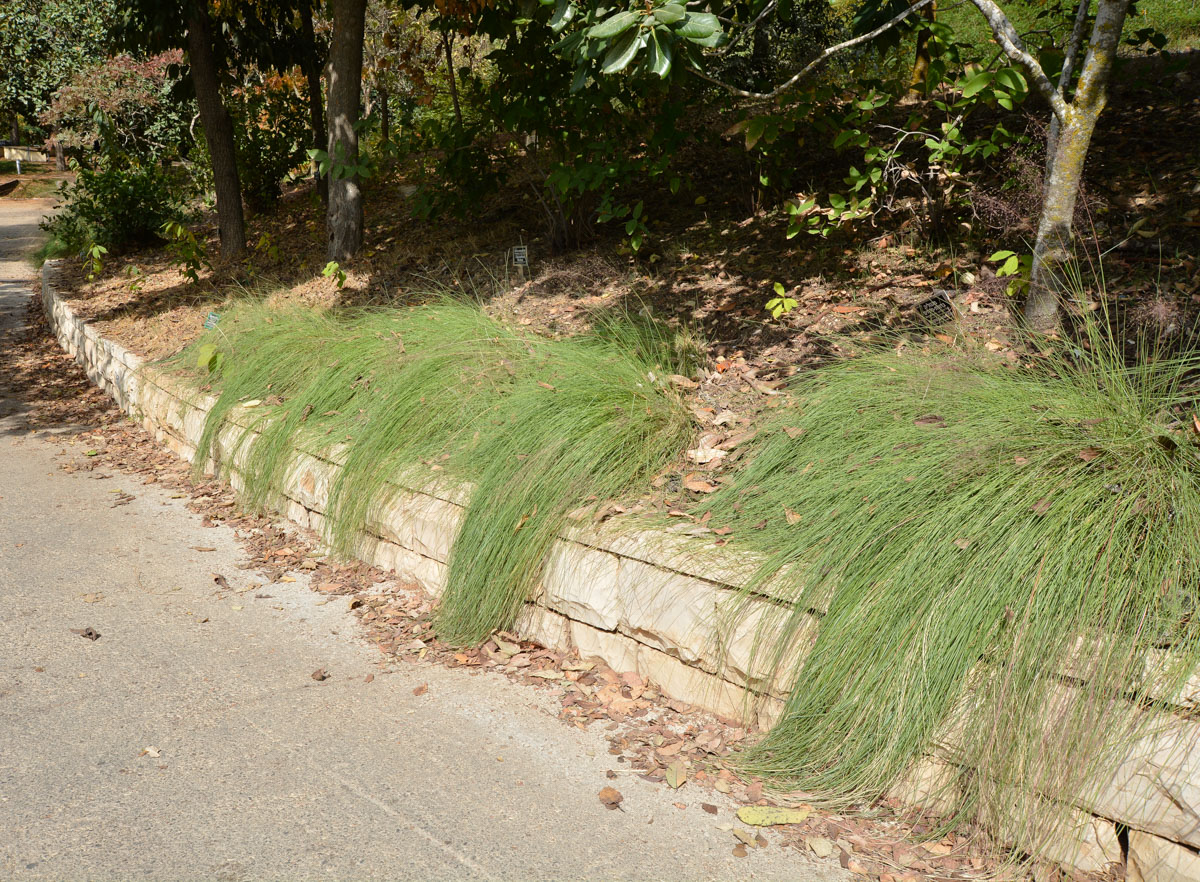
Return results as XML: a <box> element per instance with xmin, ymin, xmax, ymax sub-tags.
<box><xmin>512</xmin><ymin>245</ymin><xmax>529</xmax><ymax>267</ymax></box>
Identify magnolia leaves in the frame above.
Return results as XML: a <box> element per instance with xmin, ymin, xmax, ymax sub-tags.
<box><xmin>542</xmin><ymin>0</ymin><xmax>723</xmax><ymax>81</ymax></box>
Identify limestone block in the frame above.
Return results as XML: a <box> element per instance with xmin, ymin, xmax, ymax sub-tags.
<box><xmin>1043</xmin><ymin>815</ymin><xmax>1122</xmax><ymax>876</ymax></box>
<box><xmin>514</xmin><ymin>605</ymin><xmax>573</xmax><ymax>653</ymax></box>
<box><xmin>283</xmin><ymin>453</ymin><xmax>337</xmax><ymax>514</ymax></box>
<box><xmin>539</xmin><ymin>541</ymin><xmax>623</xmax><ymax>631</ymax></box>
<box><xmin>361</xmin><ymin>536</ymin><xmax>448</xmax><ymax>594</ymax></box>
<box><xmin>284</xmin><ymin>499</ymin><xmax>310</xmax><ymax>530</ymax></box>
<box><xmin>180</xmin><ymin>405</ymin><xmax>209</xmax><ymax>448</ymax></box>
<box><xmin>612</xmin><ymin>558</ymin><xmax>716</xmax><ymax>666</ymax></box>
<box><xmin>567</xmin><ymin>618</ymin><xmax>642</xmax><ymax>676</ymax></box>
<box><xmin>610</xmin><ymin>558</ymin><xmax>810</xmax><ymax>696</ymax></box>
<box><xmin>1128</xmin><ymin>830</ymin><xmax>1200</xmax><ymax>882</ymax></box>
<box><xmin>888</xmin><ymin>757</ymin><xmax>961</xmax><ymax>819</ymax></box>
<box><xmin>1091</xmin><ymin>718</ymin><xmax>1200</xmax><ymax>849</ymax></box>
<box><xmin>632</xmin><ymin>638</ymin><xmax>753</xmax><ymax>722</ymax></box>
<box><xmin>369</xmin><ymin>490</ymin><xmax>462</xmax><ymax>563</ymax></box>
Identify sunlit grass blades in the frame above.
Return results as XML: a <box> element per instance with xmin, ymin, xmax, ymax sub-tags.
<box><xmin>177</xmin><ymin>299</ymin><xmax>696</xmax><ymax>646</ymax></box>
<box><xmin>704</xmin><ymin>338</ymin><xmax>1200</xmax><ymax>856</ymax></box>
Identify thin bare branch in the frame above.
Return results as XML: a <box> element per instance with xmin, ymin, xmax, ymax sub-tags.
<box><xmin>965</xmin><ymin>0</ymin><xmax>1068</xmax><ymax>123</ymax></box>
<box><xmin>716</xmin><ymin>0</ymin><xmax>777</xmax><ymax>56</ymax></box>
<box><xmin>1058</xmin><ymin>0</ymin><xmax>1091</xmax><ymax>96</ymax></box>
<box><xmin>690</xmin><ymin>0</ymin><xmax>936</xmax><ymax>100</ymax></box>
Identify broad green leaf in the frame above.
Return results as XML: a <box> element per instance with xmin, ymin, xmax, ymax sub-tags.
<box><xmin>601</xmin><ymin>29</ymin><xmax>646</xmax><ymax>73</ymax></box>
<box><xmin>549</xmin><ymin>0</ymin><xmax>576</xmax><ymax>31</ymax></box>
<box><xmin>653</xmin><ymin>3</ymin><xmax>685</xmax><ymax>24</ymax></box>
<box><xmin>589</xmin><ymin>9</ymin><xmax>639</xmax><ymax>39</ymax></box>
<box><xmin>675</xmin><ymin>11</ymin><xmax>718</xmax><ymax>38</ymax></box>
<box><xmin>993</xmin><ymin>67</ymin><xmax>1025</xmax><ymax>92</ymax></box>
<box><xmin>960</xmin><ymin>69</ymin><xmax>995</xmax><ymax>99</ymax></box>
<box><xmin>195</xmin><ymin>344</ymin><xmax>218</xmax><ymax>371</ymax></box>
<box><xmin>645</xmin><ymin>30</ymin><xmax>672</xmax><ymax>77</ymax></box>
<box><xmin>745</xmin><ymin>116</ymin><xmax>767</xmax><ymax>151</ymax></box>
<box><xmin>684</xmin><ymin>29</ymin><xmax>722</xmax><ymax>47</ymax></box>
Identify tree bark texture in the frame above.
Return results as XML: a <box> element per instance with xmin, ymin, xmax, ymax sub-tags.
<box><xmin>442</xmin><ymin>30</ymin><xmax>463</xmax><ymax>131</ymax></box>
<box><xmin>379</xmin><ymin>86</ymin><xmax>390</xmax><ymax>146</ymax></box>
<box><xmin>1025</xmin><ymin>0</ymin><xmax>1130</xmax><ymax>332</ymax></box>
<box><xmin>908</xmin><ymin>1</ymin><xmax>937</xmax><ymax>92</ymax></box>
<box><xmin>326</xmin><ymin>0</ymin><xmax>367</xmax><ymax>263</ymax></box>
<box><xmin>186</xmin><ymin>6</ymin><xmax>246</xmax><ymax>259</ymax></box>
<box><xmin>300</xmin><ymin>0</ymin><xmax>328</xmax><ymax>206</ymax></box>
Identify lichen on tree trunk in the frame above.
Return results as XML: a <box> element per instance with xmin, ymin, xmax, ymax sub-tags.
<box><xmin>1022</xmin><ymin>0</ymin><xmax>1131</xmax><ymax>332</ymax></box>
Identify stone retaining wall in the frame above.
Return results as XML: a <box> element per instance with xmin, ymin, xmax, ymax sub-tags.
<box><xmin>41</xmin><ymin>261</ymin><xmax>1200</xmax><ymax>880</ymax></box>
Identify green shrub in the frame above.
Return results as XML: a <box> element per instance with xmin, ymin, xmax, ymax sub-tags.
<box><xmin>187</xmin><ymin>84</ymin><xmax>310</xmax><ymax>210</ymax></box>
<box><xmin>40</xmin><ymin>160</ymin><xmax>175</xmax><ymax>253</ymax></box>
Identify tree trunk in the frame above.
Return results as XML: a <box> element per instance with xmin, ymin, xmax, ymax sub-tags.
<box><xmin>441</xmin><ymin>30</ymin><xmax>463</xmax><ymax>131</ymax></box>
<box><xmin>300</xmin><ymin>0</ymin><xmax>328</xmax><ymax>206</ymax></box>
<box><xmin>326</xmin><ymin>0</ymin><xmax>367</xmax><ymax>263</ymax></box>
<box><xmin>10</xmin><ymin>118</ymin><xmax>19</xmax><ymax>146</ymax></box>
<box><xmin>379</xmin><ymin>86</ymin><xmax>390</xmax><ymax>146</ymax></box>
<box><xmin>53</xmin><ymin>137</ymin><xmax>66</xmax><ymax>171</ymax></box>
<box><xmin>909</xmin><ymin>1</ymin><xmax>936</xmax><ymax>92</ymax></box>
<box><xmin>1025</xmin><ymin>0</ymin><xmax>1130</xmax><ymax>332</ymax></box>
<box><xmin>186</xmin><ymin>6</ymin><xmax>246</xmax><ymax>259</ymax></box>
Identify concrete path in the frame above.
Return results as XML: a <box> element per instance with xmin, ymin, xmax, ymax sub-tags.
<box><xmin>0</xmin><ymin>204</ymin><xmax>848</xmax><ymax>881</ymax></box>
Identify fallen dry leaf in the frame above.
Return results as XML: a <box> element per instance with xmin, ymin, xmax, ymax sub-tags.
<box><xmin>733</xmin><ymin>828</ymin><xmax>757</xmax><ymax>847</ymax></box>
<box><xmin>686</xmin><ymin>443</ymin><xmax>727</xmax><ymax>465</ymax></box>
<box><xmin>311</xmin><ymin>668</ymin><xmax>328</xmax><ymax>681</ymax></box>
<box><xmin>412</xmin><ymin>683</ymin><xmax>429</xmax><ymax>696</ymax></box>
<box><xmin>737</xmin><ymin>806</ymin><xmax>810</xmax><ymax>826</ymax></box>
<box><xmin>683</xmin><ymin>476</ymin><xmax>718</xmax><ymax>494</ymax></box>
<box><xmin>732</xmin><ymin>844</ymin><xmax>748</xmax><ymax>858</ymax></box>
<box><xmin>806</xmin><ymin>836</ymin><xmax>835</xmax><ymax>858</ymax></box>
<box><xmin>70</xmin><ymin>627</ymin><xmax>101</xmax><ymax>641</ymax></box>
<box><xmin>598</xmin><ymin>786</ymin><xmax>623</xmax><ymax>810</ymax></box>
<box><xmin>702</xmin><ymin>803</ymin><xmax>719</xmax><ymax>815</ymax></box>
<box><xmin>665</xmin><ymin>760</ymin><xmax>687</xmax><ymax>789</ymax></box>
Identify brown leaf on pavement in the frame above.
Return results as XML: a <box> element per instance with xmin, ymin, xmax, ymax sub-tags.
<box><xmin>311</xmin><ymin>668</ymin><xmax>328</xmax><ymax>681</ymax></box>
<box><xmin>598</xmin><ymin>786</ymin><xmax>624</xmax><ymax>810</ymax></box>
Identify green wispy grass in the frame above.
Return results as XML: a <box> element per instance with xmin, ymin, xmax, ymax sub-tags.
<box><xmin>175</xmin><ymin>298</ymin><xmax>698</xmax><ymax>645</ymax></box>
<box><xmin>702</xmin><ymin>331</ymin><xmax>1200</xmax><ymax>855</ymax></box>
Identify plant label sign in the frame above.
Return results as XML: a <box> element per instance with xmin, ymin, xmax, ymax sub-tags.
<box><xmin>512</xmin><ymin>245</ymin><xmax>529</xmax><ymax>267</ymax></box>
<box><xmin>204</xmin><ymin>312</ymin><xmax>221</xmax><ymax>329</ymax></box>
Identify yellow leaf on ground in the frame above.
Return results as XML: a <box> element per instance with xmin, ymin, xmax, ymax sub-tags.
<box><xmin>736</xmin><ymin>806</ymin><xmax>811</xmax><ymax>826</ymax></box>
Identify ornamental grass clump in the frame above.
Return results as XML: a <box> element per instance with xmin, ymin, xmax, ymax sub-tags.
<box><xmin>703</xmin><ymin>333</ymin><xmax>1200</xmax><ymax>857</ymax></box>
<box><xmin>178</xmin><ymin>299</ymin><xmax>697</xmax><ymax>645</ymax></box>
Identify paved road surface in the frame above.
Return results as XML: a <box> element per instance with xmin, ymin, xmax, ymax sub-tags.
<box><xmin>0</xmin><ymin>201</ymin><xmax>848</xmax><ymax>881</ymax></box>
